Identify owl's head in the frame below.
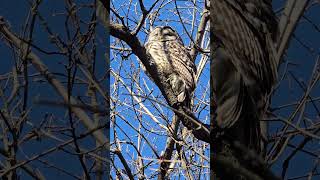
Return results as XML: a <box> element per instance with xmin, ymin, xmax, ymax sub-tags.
<box><xmin>147</xmin><ymin>26</ymin><xmax>183</xmax><ymax>43</ymax></box>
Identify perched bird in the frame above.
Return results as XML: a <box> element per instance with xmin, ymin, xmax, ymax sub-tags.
<box><xmin>212</xmin><ymin>0</ymin><xmax>278</xmax><ymax>152</ymax></box>
<box><xmin>144</xmin><ymin>26</ymin><xmax>198</xmax><ymax>177</ymax></box>
<box><xmin>144</xmin><ymin>26</ymin><xmax>197</xmax><ymax>107</ymax></box>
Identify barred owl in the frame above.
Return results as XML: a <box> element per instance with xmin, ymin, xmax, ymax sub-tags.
<box><xmin>145</xmin><ymin>26</ymin><xmax>197</xmax><ymax>107</ymax></box>
<box><xmin>212</xmin><ymin>0</ymin><xmax>278</xmax><ymax>152</ymax></box>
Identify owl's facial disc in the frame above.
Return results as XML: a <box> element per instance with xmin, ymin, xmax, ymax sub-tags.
<box><xmin>161</xmin><ymin>26</ymin><xmax>174</xmax><ymax>35</ymax></box>
<box><xmin>147</xmin><ymin>26</ymin><xmax>179</xmax><ymax>42</ymax></box>
<box><xmin>160</xmin><ymin>26</ymin><xmax>177</xmax><ymax>40</ymax></box>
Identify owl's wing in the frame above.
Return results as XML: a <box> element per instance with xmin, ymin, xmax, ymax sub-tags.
<box><xmin>213</xmin><ymin>0</ymin><xmax>277</xmax><ymax>93</ymax></box>
<box><xmin>212</xmin><ymin>0</ymin><xmax>278</xmax><ymax>153</ymax></box>
<box><xmin>166</xmin><ymin>41</ymin><xmax>197</xmax><ymax>92</ymax></box>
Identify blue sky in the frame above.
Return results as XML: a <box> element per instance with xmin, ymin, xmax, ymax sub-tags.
<box><xmin>0</xmin><ymin>0</ymin><xmax>108</xmax><ymax>179</ymax></box>
<box><xmin>1</xmin><ymin>0</ymin><xmax>319</xmax><ymax>179</ymax></box>
<box><xmin>270</xmin><ymin>1</ymin><xmax>320</xmax><ymax>179</ymax></box>
<box><xmin>110</xmin><ymin>0</ymin><xmax>210</xmax><ymax>178</ymax></box>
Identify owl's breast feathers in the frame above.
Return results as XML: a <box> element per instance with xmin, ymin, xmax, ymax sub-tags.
<box><xmin>145</xmin><ymin>40</ymin><xmax>197</xmax><ymax>93</ymax></box>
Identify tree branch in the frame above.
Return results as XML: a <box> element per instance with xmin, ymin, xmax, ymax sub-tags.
<box><xmin>109</xmin><ymin>22</ymin><xmax>210</xmax><ymax>142</ymax></box>
<box><xmin>0</xmin><ymin>17</ymin><xmax>108</xmax><ymax>146</ymax></box>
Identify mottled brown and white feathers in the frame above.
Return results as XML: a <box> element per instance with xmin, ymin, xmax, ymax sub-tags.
<box><xmin>212</xmin><ymin>0</ymin><xmax>278</xmax><ymax>150</ymax></box>
<box><xmin>144</xmin><ymin>26</ymin><xmax>197</xmax><ymax>106</ymax></box>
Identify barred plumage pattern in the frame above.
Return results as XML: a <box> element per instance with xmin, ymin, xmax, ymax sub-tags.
<box><xmin>145</xmin><ymin>26</ymin><xmax>197</xmax><ymax>105</ymax></box>
<box><xmin>212</xmin><ymin>0</ymin><xmax>278</xmax><ymax>150</ymax></box>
